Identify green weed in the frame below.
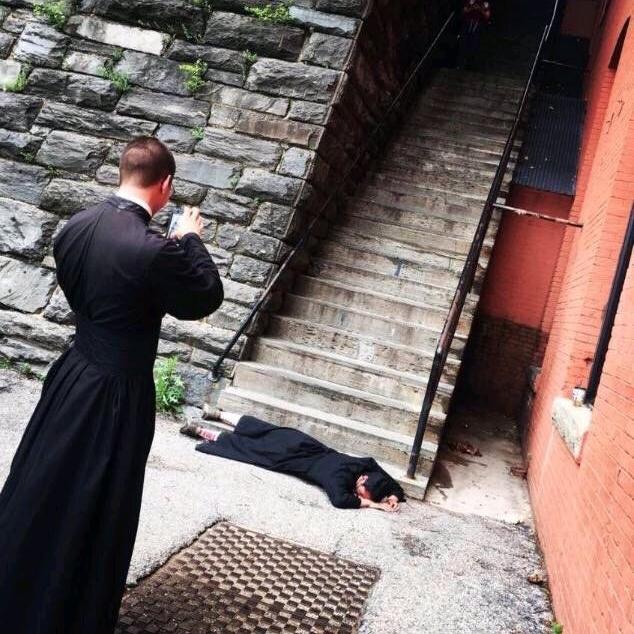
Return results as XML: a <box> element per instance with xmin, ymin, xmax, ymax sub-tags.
<box><xmin>180</xmin><ymin>59</ymin><xmax>208</xmax><ymax>93</ymax></box>
<box><xmin>20</xmin><ymin>150</ymin><xmax>36</xmax><ymax>163</ymax></box>
<box><xmin>98</xmin><ymin>57</ymin><xmax>131</xmax><ymax>93</ymax></box>
<box><xmin>191</xmin><ymin>126</ymin><xmax>205</xmax><ymax>140</ymax></box>
<box><xmin>245</xmin><ymin>2</ymin><xmax>293</xmax><ymax>24</ymax></box>
<box><xmin>154</xmin><ymin>356</ymin><xmax>185</xmax><ymax>415</ymax></box>
<box><xmin>33</xmin><ymin>0</ymin><xmax>70</xmax><ymax>29</ymax></box>
<box><xmin>551</xmin><ymin>622</ymin><xmax>563</xmax><ymax>634</ymax></box>
<box><xmin>3</xmin><ymin>65</ymin><xmax>30</xmax><ymax>93</ymax></box>
<box><xmin>0</xmin><ymin>357</ymin><xmax>44</xmax><ymax>381</ymax></box>
<box><xmin>242</xmin><ymin>49</ymin><xmax>258</xmax><ymax>83</ymax></box>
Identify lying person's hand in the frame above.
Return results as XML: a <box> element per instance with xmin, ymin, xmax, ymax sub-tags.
<box><xmin>360</xmin><ymin>498</ymin><xmax>399</xmax><ymax>512</ymax></box>
<box><xmin>385</xmin><ymin>495</ymin><xmax>400</xmax><ymax>511</ymax></box>
<box><xmin>174</xmin><ymin>205</ymin><xmax>204</xmax><ymax>239</ymax></box>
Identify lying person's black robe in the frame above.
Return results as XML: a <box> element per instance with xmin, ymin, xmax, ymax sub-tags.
<box><xmin>0</xmin><ymin>196</ymin><xmax>223</xmax><ymax>634</ymax></box>
<box><xmin>196</xmin><ymin>416</ymin><xmax>406</xmax><ymax>509</ymax></box>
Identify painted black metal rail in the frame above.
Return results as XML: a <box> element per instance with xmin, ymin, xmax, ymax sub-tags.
<box><xmin>211</xmin><ymin>10</ymin><xmax>457</xmax><ymax>382</ymax></box>
<box><xmin>406</xmin><ymin>4</ymin><xmax>562</xmax><ymax>479</ymax></box>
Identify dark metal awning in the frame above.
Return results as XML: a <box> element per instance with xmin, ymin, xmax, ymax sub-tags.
<box><xmin>513</xmin><ymin>92</ymin><xmax>585</xmax><ymax>196</ymax></box>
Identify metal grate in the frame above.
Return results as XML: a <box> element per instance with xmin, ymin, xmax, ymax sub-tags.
<box><xmin>116</xmin><ymin>522</ymin><xmax>380</xmax><ymax>634</ymax></box>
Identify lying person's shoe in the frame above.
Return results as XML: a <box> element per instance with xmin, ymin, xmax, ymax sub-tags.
<box><xmin>202</xmin><ymin>404</ymin><xmax>222</xmax><ymax>421</ymax></box>
<box><xmin>180</xmin><ymin>423</ymin><xmax>201</xmax><ymax>439</ymax></box>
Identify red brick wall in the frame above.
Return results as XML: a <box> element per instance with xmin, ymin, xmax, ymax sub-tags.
<box><xmin>525</xmin><ymin>0</ymin><xmax>634</xmax><ymax>631</ymax></box>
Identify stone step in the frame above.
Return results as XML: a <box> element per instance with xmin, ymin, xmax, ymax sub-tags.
<box><xmin>373</xmin><ymin>166</ymin><xmax>509</xmax><ymax>198</ymax></box>
<box><xmin>292</xmin><ymin>276</ymin><xmax>474</xmax><ymax>333</ymax></box>
<box><xmin>308</xmin><ymin>258</ymin><xmax>478</xmax><ymax>310</ymax></box>
<box><xmin>402</xmin><ymin>118</ymin><xmax>519</xmax><ymax>146</ymax></box>
<box><xmin>379</xmin><ymin>152</ymin><xmax>508</xmax><ymax>180</ymax></box>
<box><xmin>252</xmin><ymin>337</ymin><xmax>453</xmax><ymax>411</ymax></box>
<box><xmin>315</xmin><ymin>238</ymin><xmax>489</xmax><ymax>289</ymax></box>
<box><xmin>281</xmin><ymin>294</ymin><xmax>472</xmax><ymax>347</ymax></box>
<box><xmin>413</xmin><ymin>102</ymin><xmax>518</xmax><ymax>127</ymax></box>
<box><xmin>396</xmin><ymin>124</ymin><xmax>511</xmax><ymax>152</ymax></box>
<box><xmin>334</xmin><ymin>216</ymin><xmax>484</xmax><ymax>257</ymax></box>
<box><xmin>217</xmin><ymin>386</ymin><xmax>437</xmax><ymax>485</ymax></box>
<box><xmin>345</xmin><ymin>198</ymin><xmax>483</xmax><ymax>240</ymax></box>
<box><xmin>230</xmin><ymin>362</ymin><xmax>445</xmax><ymax>442</ymax></box>
<box><xmin>421</xmin><ymin>87</ymin><xmax>522</xmax><ymax>115</ymax></box>
<box><xmin>432</xmin><ymin>69</ymin><xmax>526</xmax><ymax>92</ymax></box>
<box><xmin>392</xmin><ymin>133</ymin><xmax>518</xmax><ymax>163</ymax></box>
<box><xmin>267</xmin><ymin>314</ymin><xmax>464</xmax><ymax>377</ymax></box>
<box><xmin>369</xmin><ymin>173</ymin><xmax>508</xmax><ymax>206</ymax></box>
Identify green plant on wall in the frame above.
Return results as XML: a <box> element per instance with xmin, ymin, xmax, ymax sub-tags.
<box><xmin>179</xmin><ymin>58</ymin><xmax>208</xmax><ymax>93</ymax></box>
<box><xmin>154</xmin><ymin>356</ymin><xmax>185</xmax><ymax>415</ymax></box>
<box><xmin>34</xmin><ymin>0</ymin><xmax>70</xmax><ymax>29</ymax></box>
<box><xmin>191</xmin><ymin>126</ymin><xmax>205</xmax><ymax>140</ymax></box>
<box><xmin>3</xmin><ymin>65</ymin><xmax>30</xmax><ymax>93</ymax></box>
<box><xmin>191</xmin><ymin>0</ymin><xmax>213</xmax><ymax>10</ymax></box>
<box><xmin>0</xmin><ymin>357</ymin><xmax>44</xmax><ymax>381</ymax></box>
<box><xmin>245</xmin><ymin>1</ymin><xmax>293</xmax><ymax>24</ymax></box>
<box><xmin>242</xmin><ymin>49</ymin><xmax>258</xmax><ymax>84</ymax></box>
<box><xmin>98</xmin><ymin>56</ymin><xmax>131</xmax><ymax>93</ymax></box>
<box><xmin>551</xmin><ymin>622</ymin><xmax>563</xmax><ymax>634</ymax></box>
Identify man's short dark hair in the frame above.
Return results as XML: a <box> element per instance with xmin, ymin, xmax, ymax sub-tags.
<box><xmin>119</xmin><ymin>136</ymin><xmax>176</xmax><ymax>187</ymax></box>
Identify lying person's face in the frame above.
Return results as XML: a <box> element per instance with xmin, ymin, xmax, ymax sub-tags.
<box><xmin>355</xmin><ymin>475</ymin><xmax>373</xmax><ymax>500</ymax></box>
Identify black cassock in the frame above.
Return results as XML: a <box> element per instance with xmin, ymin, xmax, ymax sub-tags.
<box><xmin>0</xmin><ymin>196</ymin><xmax>223</xmax><ymax>634</ymax></box>
<box><xmin>196</xmin><ymin>416</ymin><xmax>406</xmax><ymax>509</ymax></box>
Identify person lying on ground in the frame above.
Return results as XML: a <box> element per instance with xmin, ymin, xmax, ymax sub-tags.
<box><xmin>180</xmin><ymin>409</ymin><xmax>405</xmax><ymax>512</ymax></box>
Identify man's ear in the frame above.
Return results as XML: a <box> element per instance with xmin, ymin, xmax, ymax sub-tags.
<box><xmin>161</xmin><ymin>174</ymin><xmax>173</xmax><ymax>194</ymax></box>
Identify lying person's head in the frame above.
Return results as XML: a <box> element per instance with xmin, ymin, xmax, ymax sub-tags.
<box><xmin>355</xmin><ymin>472</ymin><xmax>398</xmax><ymax>502</ymax></box>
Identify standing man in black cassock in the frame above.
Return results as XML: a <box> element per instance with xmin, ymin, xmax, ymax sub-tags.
<box><xmin>0</xmin><ymin>137</ymin><xmax>224</xmax><ymax>633</ymax></box>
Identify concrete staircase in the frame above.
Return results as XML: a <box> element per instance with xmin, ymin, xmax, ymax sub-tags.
<box><xmin>215</xmin><ymin>68</ymin><xmax>525</xmax><ymax>498</ymax></box>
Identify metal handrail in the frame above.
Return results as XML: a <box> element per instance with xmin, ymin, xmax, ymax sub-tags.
<box><xmin>211</xmin><ymin>9</ymin><xmax>457</xmax><ymax>381</ymax></box>
<box><xmin>406</xmin><ymin>3</ymin><xmax>561</xmax><ymax>479</ymax></box>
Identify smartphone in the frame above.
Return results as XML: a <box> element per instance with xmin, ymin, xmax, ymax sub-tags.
<box><xmin>165</xmin><ymin>208</ymin><xmax>184</xmax><ymax>239</ymax></box>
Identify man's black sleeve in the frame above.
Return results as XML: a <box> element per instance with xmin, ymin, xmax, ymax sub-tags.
<box><xmin>148</xmin><ymin>233</ymin><xmax>224</xmax><ymax>320</ymax></box>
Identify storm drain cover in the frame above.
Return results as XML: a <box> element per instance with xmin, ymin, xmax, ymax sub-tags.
<box><xmin>116</xmin><ymin>522</ymin><xmax>380</xmax><ymax>634</ymax></box>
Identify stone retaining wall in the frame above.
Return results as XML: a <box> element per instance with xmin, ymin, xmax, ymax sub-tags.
<box><xmin>0</xmin><ymin>0</ymin><xmax>448</xmax><ymax>406</ymax></box>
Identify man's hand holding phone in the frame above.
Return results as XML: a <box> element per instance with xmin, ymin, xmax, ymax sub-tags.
<box><xmin>169</xmin><ymin>206</ymin><xmax>204</xmax><ymax>240</ymax></box>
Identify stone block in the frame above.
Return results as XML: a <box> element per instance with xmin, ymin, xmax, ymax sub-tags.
<box><xmin>3</xmin><ymin>9</ymin><xmax>30</xmax><ymax>35</ymax></box>
<box><xmin>36</xmin><ymin>130</ymin><xmax>111</xmax><ymax>173</ymax></box>
<box><xmin>196</xmin><ymin>128</ymin><xmax>282</xmax><ymax>169</ymax></box>
<box><xmin>0</xmin><ymin>60</ymin><xmax>22</xmax><ymax>91</ymax></box>
<box><xmin>203</xmin><ymin>12</ymin><xmax>305</xmax><ymax>62</ymax></box>
<box><xmin>66</xmin><ymin>72</ymin><xmax>119</xmax><ymax>109</ymax></box>
<box><xmin>0</xmin><ymin>157</ymin><xmax>48</xmax><ymax>205</ymax></box>
<box><xmin>245</xmin><ymin>58</ymin><xmax>340</xmax><ymax>104</ymax></box>
<box><xmin>300</xmin><ymin>32</ymin><xmax>352</xmax><ymax>69</ymax></box>
<box><xmin>0</xmin><ymin>308</ymin><xmax>73</xmax><ymax>350</ymax></box>
<box><xmin>160</xmin><ymin>314</ymin><xmax>234</xmax><ymax>354</ymax></box>
<box><xmin>252</xmin><ymin>202</ymin><xmax>296</xmax><ymax>240</ymax></box>
<box><xmin>0</xmin><ymin>129</ymin><xmax>41</xmax><ymax>161</ymax></box>
<box><xmin>288</xmin><ymin>100</ymin><xmax>329</xmax><ymax>124</ymax></box>
<box><xmin>0</xmin><ymin>197</ymin><xmax>59</xmax><ymax>259</ymax></box>
<box><xmin>235</xmin><ymin>168</ymin><xmax>302</xmax><ymax>205</ymax></box>
<box><xmin>174</xmin><ymin>153</ymin><xmax>239</xmax><ymax>188</ymax></box>
<box><xmin>207</xmin><ymin>245</ymin><xmax>232</xmax><ymax>276</ymax></box>
<box><xmin>171</xmin><ymin>180</ymin><xmax>207</xmax><ymax>206</ymax></box>
<box><xmin>157</xmin><ymin>337</ymin><xmax>191</xmax><ymax>362</ymax></box>
<box><xmin>95</xmin><ymin>163</ymin><xmax>119</xmax><ymax>185</ymax></box>
<box><xmin>229</xmin><ymin>254</ymin><xmax>274</xmax><ymax>286</ymax></box>
<box><xmin>207</xmin><ymin>104</ymin><xmax>240</xmax><ymax>129</ymax></box>
<box><xmin>222</xmin><ymin>278</ymin><xmax>262</xmax><ymax>306</ymax></box>
<box><xmin>37</xmin><ymin>101</ymin><xmax>157</xmax><ymax>140</ymax></box>
<box><xmin>40</xmin><ymin>178</ymin><xmax>114</xmax><ymax>215</ymax></box>
<box><xmin>167</xmin><ymin>40</ymin><xmax>244</xmax><ymax>74</ymax></box>
<box><xmin>0</xmin><ymin>33</ymin><xmax>14</xmax><ymax>57</ymax></box>
<box><xmin>208</xmin><ymin>85</ymin><xmax>289</xmax><ymax>117</ymax></box>
<box><xmin>156</xmin><ymin>124</ymin><xmax>197</xmax><ymax>153</ymax></box>
<box><xmin>42</xmin><ymin>285</ymin><xmax>75</xmax><ymax>324</ymax></box>
<box><xmin>207</xmin><ymin>300</ymin><xmax>252</xmax><ymax>331</ymax></box>
<box><xmin>235</xmin><ymin>111</ymin><xmax>322</xmax><ymax>148</ymax></box>
<box><xmin>236</xmin><ymin>230</ymin><xmax>286</xmax><ymax>263</ymax></box>
<box><xmin>65</xmin><ymin>15</ymin><xmax>169</xmax><ymax>55</ymax></box>
<box><xmin>289</xmin><ymin>6</ymin><xmax>360</xmax><ymax>36</ymax></box>
<box><xmin>315</xmin><ymin>0</ymin><xmax>366</xmax><ymax>17</ymax></box>
<box><xmin>0</xmin><ymin>255</ymin><xmax>56</xmax><ymax>312</ymax></box>
<box><xmin>117</xmin><ymin>88</ymin><xmax>209</xmax><ymax>128</ymax></box>
<box><xmin>278</xmin><ymin>147</ymin><xmax>315</xmax><ymax>178</ymax></box>
<box><xmin>14</xmin><ymin>21</ymin><xmax>68</xmax><ymax>68</ymax></box>
<box><xmin>0</xmin><ymin>92</ymin><xmax>43</xmax><ymax>132</ymax></box>
<box><xmin>116</xmin><ymin>50</ymin><xmax>189</xmax><ymax>96</ymax></box>
<box><xmin>202</xmin><ymin>68</ymin><xmax>243</xmax><ymax>89</ymax></box>
<box><xmin>79</xmin><ymin>0</ymin><xmax>206</xmax><ymax>40</ymax></box>
<box><xmin>175</xmin><ymin>361</ymin><xmax>212</xmax><ymax>405</ymax></box>
<box><xmin>201</xmin><ymin>189</ymin><xmax>256</xmax><ymax>224</ymax></box>
<box><xmin>216</xmin><ymin>224</ymin><xmax>244</xmax><ymax>251</ymax></box>
<box><xmin>62</xmin><ymin>51</ymin><xmax>108</xmax><ymax>75</ymax></box>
